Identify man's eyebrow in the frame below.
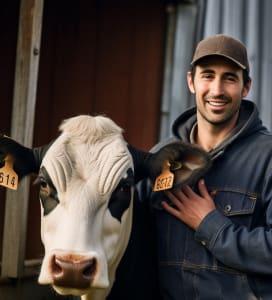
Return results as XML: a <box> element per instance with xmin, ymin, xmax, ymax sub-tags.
<box><xmin>199</xmin><ymin>68</ymin><xmax>215</xmax><ymax>74</ymax></box>
<box><xmin>199</xmin><ymin>68</ymin><xmax>239</xmax><ymax>78</ymax></box>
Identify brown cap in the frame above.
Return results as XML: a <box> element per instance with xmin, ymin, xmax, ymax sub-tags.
<box><xmin>191</xmin><ymin>34</ymin><xmax>250</xmax><ymax>72</ymax></box>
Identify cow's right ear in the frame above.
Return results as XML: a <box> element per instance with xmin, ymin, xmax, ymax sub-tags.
<box><xmin>129</xmin><ymin>141</ymin><xmax>211</xmax><ymax>189</ymax></box>
<box><xmin>0</xmin><ymin>135</ymin><xmax>47</xmax><ymax>179</ymax></box>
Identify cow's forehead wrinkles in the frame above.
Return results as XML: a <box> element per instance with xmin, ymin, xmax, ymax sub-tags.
<box><xmin>98</xmin><ymin>153</ymin><xmax>132</xmax><ymax>195</ymax></box>
<box><xmin>94</xmin><ymin>139</ymin><xmax>133</xmax><ymax>195</ymax></box>
<box><xmin>42</xmin><ymin>142</ymin><xmax>74</xmax><ymax>193</ymax></box>
<box><xmin>42</xmin><ymin>132</ymin><xmax>133</xmax><ymax>197</ymax></box>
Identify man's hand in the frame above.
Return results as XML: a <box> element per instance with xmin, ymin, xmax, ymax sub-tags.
<box><xmin>162</xmin><ymin>179</ymin><xmax>216</xmax><ymax>230</ymax></box>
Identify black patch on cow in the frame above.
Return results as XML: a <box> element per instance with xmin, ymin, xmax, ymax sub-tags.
<box><xmin>34</xmin><ymin>166</ymin><xmax>59</xmax><ymax>216</ymax></box>
<box><xmin>108</xmin><ymin>168</ymin><xmax>134</xmax><ymax>222</ymax></box>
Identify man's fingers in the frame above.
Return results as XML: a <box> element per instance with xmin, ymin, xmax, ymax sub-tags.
<box><xmin>198</xmin><ymin>179</ymin><xmax>211</xmax><ymax>199</ymax></box>
<box><xmin>165</xmin><ymin>190</ymin><xmax>183</xmax><ymax>207</ymax></box>
<box><xmin>161</xmin><ymin>200</ymin><xmax>181</xmax><ymax>218</ymax></box>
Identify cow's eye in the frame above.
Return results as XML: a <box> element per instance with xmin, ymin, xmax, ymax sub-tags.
<box><xmin>118</xmin><ymin>183</ymin><xmax>131</xmax><ymax>193</ymax></box>
<box><xmin>34</xmin><ymin>176</ymin><xmax>59</xmax><ymax>216</ymax></box>
<box><xmin>108</xmin><ymin>182</ymin><xmax>133</xmax><ymax>222</ymax></box>
<box><xmin>39</xmin><ymin>177</ymin><xmax>50</xmax><ymax>195</ymax></box>
<box><xmin>108</xmin><ymin>169</ymin><xmax>134</xmax><ymax>222</ymax></box>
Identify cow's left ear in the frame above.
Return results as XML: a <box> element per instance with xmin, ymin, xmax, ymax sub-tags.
<box><xmin>129</xmin><ymin>142</ymin><xmax>211</xmax><ymax>189</ymax></box>
<box><xmin>0</xmin><ymin>135</ymin><xmax>41</xmax><ymax>179</ymax></box>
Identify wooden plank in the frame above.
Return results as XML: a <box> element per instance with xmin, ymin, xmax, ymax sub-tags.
<box><xmin>1</xmin><ymin>0</ymin><xmax>44</xmax><ymax>278</ymax></box>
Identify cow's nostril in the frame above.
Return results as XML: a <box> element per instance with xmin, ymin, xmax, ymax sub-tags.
<box><xmin>82</xmin><ymin>258</ymin><xmax>96</xmax><ymax>279</ymax></box>
<box><xmin>51</xmin><ymin>255</ymin><xmax>97</xmax><ymax>289</ymax></box>
<box><xmin>52</xmin><ymin>256</ymin><xmax>64</xmax><ymax>277</ymax></box>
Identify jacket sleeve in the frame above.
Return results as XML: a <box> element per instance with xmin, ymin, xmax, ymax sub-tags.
<box><xmin>195</xmin><ymin>171</ymin><xmax>272</xmax><ymax>274</ymax></box>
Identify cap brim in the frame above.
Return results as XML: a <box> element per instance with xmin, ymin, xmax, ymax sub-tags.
<box><xmin>191</xmin><ymin>53</ymin><xmax>247</xmax><ymax>70</ymax></box>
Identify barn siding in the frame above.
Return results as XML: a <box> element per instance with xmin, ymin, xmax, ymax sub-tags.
<box><xmin>34</xmin><ymin>0</ymin><xmax>165</xmax><ymax>151</ymax></box>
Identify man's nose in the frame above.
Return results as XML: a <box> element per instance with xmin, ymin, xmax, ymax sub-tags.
<box><xmin>210</xmin><ymin>79</ymin><xmax>224</xmax><ymax>96</ymax></box>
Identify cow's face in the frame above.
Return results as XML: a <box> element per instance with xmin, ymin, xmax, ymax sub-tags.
<box><xmin>36</xmin><ymin>116</ymin><xmax>134</xmax><ymax>297</ymax></box>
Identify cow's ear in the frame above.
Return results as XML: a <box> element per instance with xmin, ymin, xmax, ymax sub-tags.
<box><xmin>0</xmin><ymin>135</ymin><xmax>41</xmax><ymax>179</ymax></box>
<box><xmin>127</xmin><ymin>144</ymin><xmax>152</xmax><ymax>183</ymax></box>
<box><xmin>147</xmin><ymin>142</ymin><xmax>211</xmax><ymax>189</ymax></box>
<box><xmin>32</xmin><ymin>141</ymin><xmax>54</xmax><ymax>169</ymax></box>
<box><xmin>129</xmin><ymin>141</ymin><xmax>211</xmax><ymax>189</ymax></box>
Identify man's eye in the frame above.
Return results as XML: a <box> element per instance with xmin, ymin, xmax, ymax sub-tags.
<box><xmin>202</xmin><ymin>74</ymin><xmax>213</xmax><ymax>79</ymax></box>
<box><xmin>225</xmin><ymin>76</ymin><xmax>236</xmax><ymax>82</ymax></box>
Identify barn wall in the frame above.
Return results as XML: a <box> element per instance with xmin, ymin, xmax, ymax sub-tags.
<box><xmin>34</xmin><ymin>0</ymin><xmax>165</xmax><ymax>150</ymax></box>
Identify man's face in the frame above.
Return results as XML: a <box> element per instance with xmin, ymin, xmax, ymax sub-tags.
<box><xmin>187</xmin><ymin>56</ymin><xmax>251</xmax><ymax>127</ymax></box>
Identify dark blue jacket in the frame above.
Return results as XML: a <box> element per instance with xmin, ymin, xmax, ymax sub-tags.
<box><xmin>144</xmin><ymin>100</ymin><xmax>272</xmax><ymax>299</ymax></box>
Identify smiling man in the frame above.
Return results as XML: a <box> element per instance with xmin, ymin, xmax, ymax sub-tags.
<box><xmin>139</xmin><ymin>34</ymin><xmax>272</xmax><ymax>299</ymax></box>
<box><xmin>187</xmin><ymin>36</ymin><xmax>251</xmax><ymax>152</ymax></box>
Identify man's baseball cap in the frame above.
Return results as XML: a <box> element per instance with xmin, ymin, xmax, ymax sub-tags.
<box><xmin>191</xmin><ymin>34</ymin><xmax>250</xmax><ymax>72</ymax></box>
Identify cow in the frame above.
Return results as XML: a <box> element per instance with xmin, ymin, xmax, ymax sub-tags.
<box><xmin>0</xmin><ymin>115</ymin><xmax>211</xmax><ymax>300</ymax></box>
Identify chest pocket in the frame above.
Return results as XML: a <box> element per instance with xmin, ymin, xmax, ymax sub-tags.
<box><xmin>213</xmin><ymin>189</ymin><xmax>257</xmax><ymax>227</ymax></box>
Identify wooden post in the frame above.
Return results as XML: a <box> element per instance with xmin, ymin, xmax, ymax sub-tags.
<box><xmin>1</xmin><ymin>0</ymin><xmax>44</xmax><ymax>278</ymax></box>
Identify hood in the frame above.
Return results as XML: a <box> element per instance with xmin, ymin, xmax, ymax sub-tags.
<box><xmin>172</xmin><ymin>99</ymin><xmax>267</xmax><ymax>158</ymax></box>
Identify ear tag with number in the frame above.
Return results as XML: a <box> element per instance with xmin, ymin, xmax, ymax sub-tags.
<box><xmin>153</xmin><ymin>161</ymin><xmax>174</xmax><ymax>191</ymax></box>
<box><xmin>0</xmin><ymin>155</ymin><xmax>18</xmax><ymax>190</ymax></box>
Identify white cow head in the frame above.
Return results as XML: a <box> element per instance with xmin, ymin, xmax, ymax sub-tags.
<box><xmin>36</xmin><ymin>115</ymin><xmax>134</xmax><ymax>299</ymax></box>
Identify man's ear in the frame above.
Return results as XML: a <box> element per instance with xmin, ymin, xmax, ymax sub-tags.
<box><xmin>242</xmin><ymin>78</ymin><xmax>252</xmax><ymax>98</ymax></box>
<box><xmin>187</xmin><ymin>71</ymin><xmax>195</xmax><ymax>94</ymax></box>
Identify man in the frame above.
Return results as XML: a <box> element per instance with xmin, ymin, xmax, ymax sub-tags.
<box><xmin>142</xmin><ymin>34</ymin><xmax>272</xmax><ymax>299</ymax></box>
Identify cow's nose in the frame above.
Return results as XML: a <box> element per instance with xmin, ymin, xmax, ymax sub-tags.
<box><xmin>52</xmin><ymin>255</ymin><xmax>97</xmax><ymax>289</ymax></box>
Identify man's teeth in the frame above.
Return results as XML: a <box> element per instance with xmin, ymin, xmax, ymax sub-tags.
<box><xmin>209</xmin><ymin>101</ymin><xmax>226</xmax><ymax>106</ymax></box>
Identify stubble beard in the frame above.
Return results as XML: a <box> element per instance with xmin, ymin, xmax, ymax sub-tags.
<box><xmin>198</xmin><ymin>104</ymin><xmax>240</xmax><ymax>127</ymax></box>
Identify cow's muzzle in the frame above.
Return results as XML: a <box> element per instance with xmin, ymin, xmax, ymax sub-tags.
<box><xmin>51</xmin><ymin>254</ymin><xmax>97</xmax><ymax>289</ymax></box>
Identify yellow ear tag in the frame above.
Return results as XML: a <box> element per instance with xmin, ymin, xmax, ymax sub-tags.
<box><xmin>153</xmin><ymin>161</ymin><xmax>174</xmax><ymax>191</ymax></box>
<box><xmin>0</xmin><ymin>155</ymin><xmax>18</xmax><ymax>190</ymax></box>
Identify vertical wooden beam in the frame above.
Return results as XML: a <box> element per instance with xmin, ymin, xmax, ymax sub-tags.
<box><xmin>1</xmin><ymin>0</ymin><xmax>44</xmax><ymax>278</ymax></box>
